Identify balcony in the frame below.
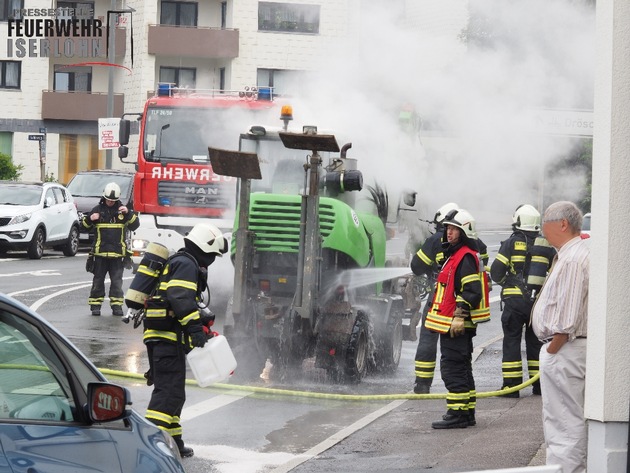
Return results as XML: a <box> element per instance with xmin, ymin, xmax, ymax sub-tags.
<box><xmin>45</xmin><ymin>27</ymin><xmax>126</xmax><ymax>58</ymax></box>
<box><xmin>41</xmin><ymin>91</ymin><xmax>124</xmax><ymax>121</ymax></box>
<box><xmin>148</xmin><ymin>25</ymin><xmax>239</xmax><ymax>59</ymax></box>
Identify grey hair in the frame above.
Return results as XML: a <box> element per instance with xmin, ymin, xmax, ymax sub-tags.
<box><xmin>543</xmin><ymin>201</ymin><xmax>583</xmax><ymax>234</ymax></box>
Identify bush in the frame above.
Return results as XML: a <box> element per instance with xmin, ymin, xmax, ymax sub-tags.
<box><xmin>0</xmin><ymin>153</ymin><xmax>23</xmax><ymax>181</ymax></box>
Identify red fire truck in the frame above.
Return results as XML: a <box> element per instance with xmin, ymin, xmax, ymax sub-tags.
<box><xmin>117</xmin><ymin>84</ymin><xmax>276</xmax><ymax>307</ymax></box>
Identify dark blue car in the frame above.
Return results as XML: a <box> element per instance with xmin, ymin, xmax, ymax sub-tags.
<box><xmin>0</xmin><ymin>293</ymin><xmax>185</xmax><ymax>473</ymax></box>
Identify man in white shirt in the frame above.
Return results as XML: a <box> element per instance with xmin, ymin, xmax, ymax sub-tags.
<box><xmin>531</xmin><ymin>201</ymin><xmax>590</xmax><ymax>473</ymax></box>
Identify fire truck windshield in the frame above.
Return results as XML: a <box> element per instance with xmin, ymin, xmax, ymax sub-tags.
<box><xmin>144</xmin><ymin>106</ymin><xmax>262</xmax><ymax>162</ymax></box>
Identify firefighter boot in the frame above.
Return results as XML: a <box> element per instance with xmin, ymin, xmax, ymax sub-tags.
<box><xmin>532</xmin><ymin>381</ymin><xmax>542</xmax><ymax>396</ymax></box>
<box><xmin>174</xmin><ymin>437</ymin><xmax>194</xmax><ymax>458</ymax></box>
<box><xmin>413</xmin><ymin>379</ymin><xmax>432</xmax><ymax>394</ymax></box>
<box><xmin>90</xmin><ymin>305</ymin><xmax>101</xmax><ymax>316</ymax></box>
<box><xmin>432</xmin><ymin>411</ymin><xmax>469</xmax><ymax>429</ymax></box>
<box><xmin>500</xmin><ymin>384</ymin><xmax>519</xmax><ymax>398</ymax></box>
<box><xmin>112</xmin><ymin>305</ymin><xmax>124</xmax><ymax>316</ymax></box>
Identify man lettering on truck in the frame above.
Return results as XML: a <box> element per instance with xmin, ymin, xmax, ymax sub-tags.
<box><xmin>143</xmin><ymin>223</ymin><xmax>227</xmax><ymax>458</ymax></box>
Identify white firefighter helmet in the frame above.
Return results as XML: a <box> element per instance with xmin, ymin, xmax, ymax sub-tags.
<box><xmin>185</xmin><ymin>223</ymin><xmax>228</xmax><ymax>256</ymax></box>
<box><xmin>442</xmin><ymin>208</ymin><xmax>477</xmax><ymax>240</ymax></box>
<box><xmin>102</xmin><ymin>182</ymin><xmax>121</xmax><ymax>201</ymax></box>
<box><xmin>512</xmin><ymin>204</ymin><xmax>541</xmax><ymax>232</ymax></box>
<box><xmin>434</xmin><ymin>202</ymin><xmax>459</xmax><ymax>225</ymax></box>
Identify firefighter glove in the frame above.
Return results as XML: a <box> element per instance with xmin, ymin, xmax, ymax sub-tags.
<box><xmin>450</xmin><ymin>307</ymin><xmax>469</xmax><ymax>338</ymax></box>
<box><xmin>199</xmin><ymin>306</ymin><xmax>215</xmax><ymax>327</ymax></box>
<box><xmin>188</xmin><ymin>323</ymin><xmax>208</xmax><ymax>348</ymax></box>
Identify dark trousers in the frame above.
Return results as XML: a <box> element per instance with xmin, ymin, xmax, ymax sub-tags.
<box><xmin>414</xmin><ymin>289</ymin><xmax>438</xmax><ymax>383</ymax></box>
<box><xmin>88</xmin><ymin>256</ymin><xmax>124</xmax><ymax>307</ymax></box>
<box><xmin>145</xmin><ymin>342</ymin><xmax>187</xmax><ymax>442</ymax></box>
<box><xmin>501</xmin><ymin>297</ymin><xmax>542</xmax><ymax>387</ymax></box>
<box><xmin>440</xmin><ymin>330</ymin><xmax>475</xmax><ymax>413</ymax></box>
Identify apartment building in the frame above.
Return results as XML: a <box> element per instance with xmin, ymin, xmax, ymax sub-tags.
<box><xmin>0</xmin><ymin>0</ymin><xmax>367</xmax><ymax>183</ymax></box>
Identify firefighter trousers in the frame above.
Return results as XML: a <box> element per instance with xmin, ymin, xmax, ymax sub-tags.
<box><xmin>501</xmin><ymin>297</ymin><xmax>542</xmax><ymax>388</ymax></box>
<box><xmin>440</xmin><ymin>329</ymin><xmax>476</xmax><ymax>414</ymax></box>
<box><xmin>88</xmin><ymin>256</ymin><xmax>124</xmax><ymax>308</ymax></box>
<box><xmin>414</xmin><ymin>289</ymin><xmax>438</xmax><ymax>384</ymax></box>
<box><xmin>145</xmin><ymin>341</ymin><xmax>187</xmax><ymax>442</ymax></box>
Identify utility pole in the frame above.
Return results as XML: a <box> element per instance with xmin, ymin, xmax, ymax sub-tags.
<box><xmin>106</xmin><ymin>0</ymin><xmax>117</xmax><ymax>170</ymax></box>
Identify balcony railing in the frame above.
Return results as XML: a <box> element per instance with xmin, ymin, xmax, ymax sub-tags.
<box><xmin>41</xmin><ymin>90</ymin><xmax>124</xmax><ymax>121</ymax></box>
<box><xmin>148</xmin><ymin>25</ymin><xmax>239</xmax><ymax>59</ymax></box>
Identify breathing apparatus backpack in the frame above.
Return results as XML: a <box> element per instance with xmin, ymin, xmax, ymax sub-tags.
<box><xmin>122</xmin><ymin>242</ymin><xmax>170</xmax><ymax>327</ymax></box>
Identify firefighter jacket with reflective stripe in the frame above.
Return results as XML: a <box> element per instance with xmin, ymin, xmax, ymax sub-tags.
<box><xmin>411</xmin><ymin>230</ymin><xmax>445</xmax><ymax>281</ymax></box>
<box><xmin>425</xmin><ymin>244</ymin><xmax>490</xmax><ymax>333</ymax></box>
<box><xmin>142</xmin><ymin>250</ymin><xmax>204</xmax><ymax>348</ymax></box>
<box><xmin>490</xmin><ymin>232</ymin><xmax>556</xmax><ymax>301</ymax></box>
<box><xmin>81</xmin><ymin>199</ymin><xmax>139</xmax><ymax>257</ymax></box>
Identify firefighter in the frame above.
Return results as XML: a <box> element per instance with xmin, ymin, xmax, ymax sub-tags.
<box><xmin>490</xmin><ymin>204</ymin><xmax>556</xmax><ymax>397</ymax></box>
<box><xmin>410</xmin><ymin>203</ymin><xmax>489</xmax><ymax>394</ymax></box>
<box><xmin>143</xmin><ymin>222</ymin><xmax>228</xmax><ymax>458</ymax></box>
<box><xmin>427</xmin><ymin>208</ymin><xmax>490</xmax><ymax>429</ymax></box>
<box><xmin>82</xmin><ymin>182</ymin><xmax>139</xmax><ymax>316</ymax></box>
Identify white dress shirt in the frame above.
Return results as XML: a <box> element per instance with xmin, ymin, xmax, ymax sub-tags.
<box><xmin>532</xmin><ymin>236</ymin><xmax>589</xmax><ymax>341</ymax></box>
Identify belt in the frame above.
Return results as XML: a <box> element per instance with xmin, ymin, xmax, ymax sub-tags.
<box><xmin>542</xmin><ymin>335</ymin><xmax>587</xmax><ymax>343</ymax></box>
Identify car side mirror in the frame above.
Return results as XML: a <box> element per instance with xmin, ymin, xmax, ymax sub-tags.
<box><xmin>119</xmin><ymin>146</ymin><xmax>129</xmax><ymax>160</ymax></box>
<box><xmin>119</xmin><ymin>119</ymin><xmax>130</xmax><ymax>145</ymax></box>
<box><xmin>402</xmin><ymin>190</ymin><xmax>417</xmax><ymax>207</ymax></box>
<box><xmin>86</xmin><ymin>382</ymin><xmax>131</xmax><ymax>423</ymax></box>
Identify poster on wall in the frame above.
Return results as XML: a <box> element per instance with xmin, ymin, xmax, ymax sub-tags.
<box><xmin>98</xmin><ymin>118</ymin><xmax>121</xmax><ymax>150</ymax></box>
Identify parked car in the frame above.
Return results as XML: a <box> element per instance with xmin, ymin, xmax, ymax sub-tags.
<box><xmin>0</xmin><ymin>181</ymin><xmax>80</xmax><ymax>259</ymax></box>
<box><xmin>0</xmin><ymin>292</ymin><xmax>185</xmax><ymax>472</ymax></box>
<box><xmin>66</xmin><ymin>170</ymin><xmax>135</xmax><ymax>245</ymax></box>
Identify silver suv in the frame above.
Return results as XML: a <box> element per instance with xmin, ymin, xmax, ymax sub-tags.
<box><xmin>0</xmin><ymin>181</ymin><xmax>80</xmax><ymax>259</ymax></box>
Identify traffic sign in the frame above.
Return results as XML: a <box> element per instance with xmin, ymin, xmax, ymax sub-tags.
<box><xmin>39</xmin><ymin>127</ymin><xmax>47</xmax><ymax>134</ymax></box>
<box><xmin>28</xmin><ymin>135</ymin><xmax>44</xmax><ymax>141</ymax></box>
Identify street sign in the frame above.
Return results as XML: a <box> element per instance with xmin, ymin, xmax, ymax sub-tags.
<box><xmin>39</xmin><ymin>127</ymin><xmax>47</xmax><ymax>134</ymax></box>
<box><xmin>28</xmin><ymin>135</ymin><xmax>44</xmax><ymax>141</ymax></box>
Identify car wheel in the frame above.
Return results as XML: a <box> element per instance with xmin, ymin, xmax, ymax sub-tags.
<box><xmin>27</xmin><ymin>228</ymin><xmax>45</xmax><ymax>259</ymax></box>
<box><xmin>63</xmin><ymin>225</ymin><xmax>80</xmax><ymax>256</ymax></box>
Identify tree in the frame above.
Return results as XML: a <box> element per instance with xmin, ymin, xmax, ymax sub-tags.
<box><xmin>0</xmin><ymin>153</ymin><xmax>23</xmax><ymax>181</ymax></box>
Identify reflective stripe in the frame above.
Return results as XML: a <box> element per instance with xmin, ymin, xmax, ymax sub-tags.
<box><xmin>417</xmin><ymin>249</ymin><xmax>432</xmax><ymax>266</ymax></box>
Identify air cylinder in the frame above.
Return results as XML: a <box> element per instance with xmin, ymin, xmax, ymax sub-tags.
<box><xmin>124</xmin><ymin>242</ymin><xmax>170</xmax><ymax>310</ymax></box>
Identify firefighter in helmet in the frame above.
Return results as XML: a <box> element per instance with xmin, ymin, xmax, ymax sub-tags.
<box><xmin>82</xmin><ymin>182</ymin><xmax>139</xmax><ymax>316</ymax></box>
<box><xmin>143</xmin><ymin>222</ymin><xmax>227</xmax><ymax>458</ymax></box>
<box><xmin>425</xmin><ymin>208</ymin><xmax>490</xmax><ymax>429</ymax></box>
<box><xmin>490</xmin><ymin>204</ymin><xmax>556</xmax><ymax>397</ymax></box>
<box><xmin>410</xmin><ymin>203</ymin><xmax>489</xmax><ymax>394</ymax></box>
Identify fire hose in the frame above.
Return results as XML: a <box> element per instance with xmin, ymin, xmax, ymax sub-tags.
<box><xmin>98</xmin><ymin>367</ymin><xmax>538</xmax><ymax>401</ymax></box>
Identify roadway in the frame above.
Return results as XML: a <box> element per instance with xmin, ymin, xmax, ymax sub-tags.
<box><xmin>0</xmin><ymin>230</ymin><xmax>547</xmax><ymax>472</ymax></box>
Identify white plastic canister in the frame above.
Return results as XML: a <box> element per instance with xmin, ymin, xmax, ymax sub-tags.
<box><xmin>186</xmin><ymin>335</ymin><xmax>237</xmax><ymax>387</ymax></box>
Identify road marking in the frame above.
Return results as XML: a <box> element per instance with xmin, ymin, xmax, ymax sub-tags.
<box><xmin>181</xmin><ymin>391</ymin><xmax>252</xmax><ymax>421</ymax></box>
<box><xmin>268</xmin><ymin>399</ymin><xmax>407</xmax><ymax>473</ymax></box>
<box><xmin>8</xmin><ymin>276</ymin><xmax>134</xmax><ymax>310</ymax></box>
<box><xmin>0</xmin><ymin>269</ymin><xmax>62</xmax><ymax>277</ymax></box>
<box><xmin>187</xmin><ymin>445</ymin><xmax>298</xmax><ymax>473</ymax></box>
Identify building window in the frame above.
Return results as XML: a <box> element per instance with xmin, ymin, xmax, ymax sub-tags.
<box><xmin>160</xmin><ymin>1</ymin><xmax>197</xmax><ymax>27</ymax></box>
<box><xmin>257</xmin><ymin>68</ymin><xmax>306</xmax><ymax>96</ymax></box>
<box><xmin>258</xmin><ymin>2</ymin><xmax>320</xmax><ymax>34</ymax></box>
<box><xmin>219</xmin><ymin>67</ymin><xmax>225</xmax><ymax>92</ymax></box>
<box><xmin>0</xmin><ymin>0</ymin><xmax>23</xmax><ymax>21</ymax></box>
<box><xmin>53</xmin><ymin>65</ymin><xmax>92</xmax><ymax>92</ymax></box>
<box><xmin>0</xmin><ymin>132</ymin><xmax>12</xmax><ymax>156</ymax></box>
<box><xmin>159</xmin><ymin>66</ymin><xmax>196</xmax><ymax>89</ymax></box>
<box><xmin>56</xmin><ymin>1</ymin><xmax>94</xmax><ymax>20</ymax></box>
<box><xmin>0</xmin><ymin>61</ymin><xmax>20</xmax><ymax>89</ymax></box>
<box><xmin>59</xmin><ymin>134</ymin><xmax>103</xmax><ymax>184</ymax></box>
<box><xmin>221</xmin><ymin>1</ymin><xmax>227</xmax><ymax>29</ymax></box>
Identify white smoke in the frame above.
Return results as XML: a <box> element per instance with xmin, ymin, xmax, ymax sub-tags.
<box><xmin>281</xmin><ymin>0</ymin><xmax>595</xmax><ymax>229</ymax></box>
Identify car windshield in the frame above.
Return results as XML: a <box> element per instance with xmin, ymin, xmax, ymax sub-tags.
<box><xmin>0</xmin><ymin>186</ymin><xmax>42</xmax><ymax>205</ymax></box>
<box><xmin>0</xmin><ymin>309</ymin><xmax>76</xmax><ymax>422</ymax></box>
<box><xmin>67</xmin><ymin>174</ymin><xmax>132</xmax><ymax>198</ymax></box>
<box><xmin>144</xmin><ymin>105</ymin><xmax>272</xmax><ymax>162</ymax></box>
